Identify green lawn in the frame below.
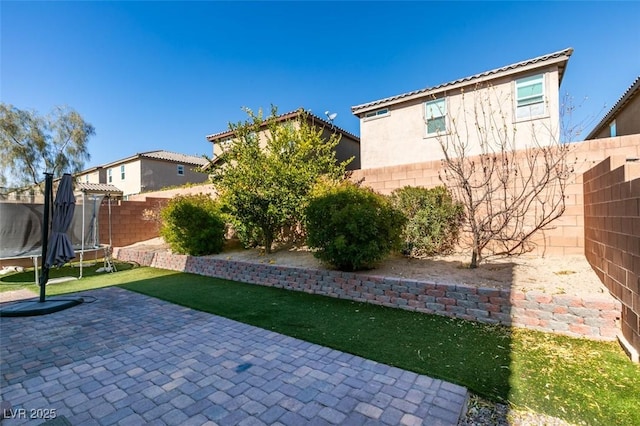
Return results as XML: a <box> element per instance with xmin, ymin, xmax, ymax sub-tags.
<box><xmin>2</xmin><ymin>267</ymin><xmax>638</xmax><ymax>425</ymax></box>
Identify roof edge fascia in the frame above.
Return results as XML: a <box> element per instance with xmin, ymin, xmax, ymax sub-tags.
<box><xmin>585</xmin><ymin>76</ymin><xmax>640</xmax><ymax>140</ymax></box>
<box><xmin>206</xmin><ymin>110</ymin><xmax>360</xmax><ymax>143</ymax></box>
<box><xmin>351</xmin><ymin>48</ymin><xmax>573</xmax><ymax>115</ymax></box>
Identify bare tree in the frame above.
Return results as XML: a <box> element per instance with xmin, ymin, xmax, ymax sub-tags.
<box><xmin>435</xmin><ymin>85</ymin><xmax>577</xmax><ymax>268</ymax></box>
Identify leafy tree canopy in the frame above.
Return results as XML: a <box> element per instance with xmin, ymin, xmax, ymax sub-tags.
<box><xmin>0</xmin><ymin>104</ymin><xmax>94</xmax><ymax>192</ymax></box>
<box><xmin>210</xmin><ymin>106</ymin><xmax>351</xmax><ymax>253</ymax></box>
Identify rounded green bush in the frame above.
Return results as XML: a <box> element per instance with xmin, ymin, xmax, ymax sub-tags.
<box><xmin>160</xmin><ymin>194</ymin><xmax>226</xmax><ymax>256</ymax></box>
<box><xmin>305</xmin><ymin>183</ymin><xmax>406</xmax><ymax>271</ymax></box>
<box><xmin>390</xmin><ymin>186</ymin><xmax>464</xmax><ymax>257</ymax></box>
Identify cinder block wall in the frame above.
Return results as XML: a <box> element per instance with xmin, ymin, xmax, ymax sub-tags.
<box><xmin>102</xmin><ymin>136</ymin><xmax>638</xmax><ymax>259</ymax></box>
<box><xmin>584</xmin><ymin>156</ymin><xmax>640</xmax><ymax>359</ymax></box>
<box><xmin>115</xmin><ymin>248</ymin><xmax>621</xmax><ymax>341</ymax></box>
<box><xmin>350</xmin><ymin>135</ymin><xmax>640</xmax><ymax>256</ymax></box>
<box><xmin>98</xmin><ymin>197</ymin><xmax>169</xmax><ymax>247</ymax></box>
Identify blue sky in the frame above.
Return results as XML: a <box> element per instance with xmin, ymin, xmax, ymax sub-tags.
<box><xmin>2</xmin><ymin>1</ymin><xmax>639</xmax><ymax>170</ymax></box>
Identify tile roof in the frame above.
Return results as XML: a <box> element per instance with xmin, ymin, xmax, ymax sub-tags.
<box><xmin>585</xmin><ymin>76</ymin><xmax>640</xmax><ymax>140</ymax></box>
<box><xmin>92</xmin><ymin>150</ymin><xmax>209</xmax><ymax>170</ymax></box>
<box><xmin>75</xmin><ymin>182</ymin><xmax>123</xmax><ymax>195</ymax></box>
<box><xmin>206</xmin><ymin>109</ymin><xmax>360</xmax><ymax>142</ymax></box>
<box><xmin>138</xmin><ymin>150</ymin><xmax>209</xmax><ymax>166</ymax></box>
<box><xmin>351</xmin><ymin>48</ymin><xmax>574</xmax><ymax>115</ymax></box>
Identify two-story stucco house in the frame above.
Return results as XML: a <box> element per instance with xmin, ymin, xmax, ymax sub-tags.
<box><xmin>351</xmin><ymin>48</ymin><xmax>573</xmax><ymax>169</ymax></box>
<box><xmin>586</xmin><ymin>76</ymin><xmax>640</xmax><ymax>140</ymax></box>
<box><xmin>75</xmin><ymin>150</ymin><xmax>209</xmax><ymax>197</ymax></box>
<box><xmin>206</xmin><ymin>109</ymin><xmax>361</xmax><ymax>170</ymax></box>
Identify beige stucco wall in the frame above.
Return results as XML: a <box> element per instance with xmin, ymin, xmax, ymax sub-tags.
<box><xmin>140</xmin><ymin>159</ymin><xmax>209</xmax><ymax>193</ymax></box>
<box><xmin>359</xmin><ymin>66</ymin><xmax>562</xmax><ymax>169</ymax></box>
<box><xmin>106</xmin><ymin>160</ymin><xmax>142</xmax><ymax>197</ymax></box>
<box><xmin>319</xmin><ymin>128</ymin><xmax>361</xmax><ymax>170</ymax></box>
<box><xmin>75</xmin><ymin>168</ymin><xmax>105</xmax><ymax>185</ymax></box>
<box><xmin>75</xmin><ymin>159</ymin><xmax>208</xmax><ymax>197</ymax></box>
<box><xmin>590</xmin><ymin>93</ymin><xmax>640</xmax><ymax>139</ymax></box>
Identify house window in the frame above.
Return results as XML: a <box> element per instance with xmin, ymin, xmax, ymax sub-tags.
<box><xmin>177</xmin><ymin>164</ymin><xmax>185</xmax><ymax>176</ymax></box>
<box><xmin>515</xmin><ymin>74</ymin><xmax>545</xmax><ymax>119</ymax></box>
<box><xmin>108</xmin><ymin>169</ymin><xmax>112</xmax><ymax>183</ymax></box>
<box><xmin>364</xmin><ymin>108</ymin><xmax>389</xmax><ymax>119</ymax></box>
<box><xmin>85</xmin><ymin>175</ymin><xmax>89</xmax><ymax>183</ymax></box>
<box><xmin>609</xmin><ymin>120</ymin><xmax>617</xmax><ymax>137</ymax></box>
<box><xmin>425</xmin><ymin>99</ymin><xmax>446</xmax><ymax>134</ymax></box>
<box><xmin>120</xmin><ymin>165</ymin><xmax>125</xmax><ymax>180</ymax></box>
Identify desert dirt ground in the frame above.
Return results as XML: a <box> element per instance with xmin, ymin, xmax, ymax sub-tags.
<box><xmin>127</xmin><ymin>237</ymin><xmax>608</xmax><ymax>297</ymax></box>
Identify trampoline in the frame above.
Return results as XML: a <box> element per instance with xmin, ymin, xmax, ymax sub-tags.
<box><xmin>0</xmin><ymin>181</ymin><xmax>122</xmax><ymax>285</ymax></box>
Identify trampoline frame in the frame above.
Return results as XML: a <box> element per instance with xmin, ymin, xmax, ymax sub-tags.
<box><xmin>0</xmin><ymin>182</ymin><xmax>122</xmax><ymax>282</ymax></box>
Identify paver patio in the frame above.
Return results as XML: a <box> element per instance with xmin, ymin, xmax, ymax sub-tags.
<box><xmin>1</xmin><ymin>287</ymin><xmax>468</xmax><ymax>425</ymax></box>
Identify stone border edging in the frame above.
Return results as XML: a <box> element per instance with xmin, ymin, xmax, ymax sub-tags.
<box><xmin>115</xmin><ymin>248</ymin><xmax>621</xmax><ymax>341</ymax></box>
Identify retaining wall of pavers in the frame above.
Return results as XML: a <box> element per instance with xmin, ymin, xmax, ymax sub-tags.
<box><xmin>115</xmin><ymin>248</ymin><xmax>621</xmax><ymax>341</ymax></box>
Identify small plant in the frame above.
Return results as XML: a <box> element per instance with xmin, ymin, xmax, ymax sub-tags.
<box><xmin>305</xmin><ymin>182</ymin><xmax>406</xmax><ymax>271</ymax></box>
<box><xmin>390</xmin><ymin>186</ymin><xmax>464</xmax><ymax>257</ymax></box>
<box><xmin>141</xmin><ymin>200</ymin><xmax>168</xmax><ymax>233</ymax></box>
<box><xmin>160</xmin><ymin>194</ymin><xmax>226</xmax><ymax>256</ymax></box>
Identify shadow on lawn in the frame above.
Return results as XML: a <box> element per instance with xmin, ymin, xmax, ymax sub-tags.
<box><xmin>118</xmin><ymin>262</ymin><xmax>517</xmax><ymax>404</ymax></box>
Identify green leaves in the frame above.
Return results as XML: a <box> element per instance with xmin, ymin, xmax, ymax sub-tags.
<box><xmin>211</xmin><ymin>107</ymin><xmax>350</xmax><ymax>253</ymax></box>
<box><xmin>0</xmin><ymin>104</ymin><xmax>94</xmax><ymax>190</ymax></box>
<box><xmin>390</xmin><ymin>186</ymin><xmax>465</xmax><ymax>257</ymax></box>
<box><xmin>305</xmin><ymin>182</ymin><xmax>406</xmax><ymax>271</ymax></box>
<box><xmin>160</xmin><ymin>194</ymin><xmax>226</xmax><ymax>256</ymax></box>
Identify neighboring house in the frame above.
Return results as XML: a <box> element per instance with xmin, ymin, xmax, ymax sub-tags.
<box><xmin>585</xmin><ymin>76</ymin><xmax>640</xmax><ymax>140</ymax></box>
<box><xmin>205</xmin><ymin>109</ymin><xmax>361</xmax><ymax>170</ymax></box>
<box><xmin>351</xmin><ymin>48</ymin><xmax>573</xmax><ymax>169</ymax></box>
<box><xmin>75</xmin><ymin>150</ymin><xmax>209</xmax><ymax>197</ymax></box>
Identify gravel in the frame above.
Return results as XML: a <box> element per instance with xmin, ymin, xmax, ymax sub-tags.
<box><xmin>459</xmin><ymin>395</ymin><xmax>578</xmax><ymax>426</ymax></box>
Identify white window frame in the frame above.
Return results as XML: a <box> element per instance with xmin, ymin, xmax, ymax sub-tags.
<box><xmin>425</xmin><ymin>98</ymin><xmax>447</xmax><ymax>135</ymax></box>
<box><xmin>515</xmin><ymin>73</ymin><xmax>545</xmax><ymax>120</ymax></box>
<box><xmin>120</xmin><ymin>165</ymin><xmax>125</xmax><ymax>180</ymax></box>
<box><xmin>177</xmin><ymin>164</ymin><xmax>185</xmax><ymax>176</ymax></box>
<box><xmin>108</xmin><ymin>169</ymin><xmax>112</xmax><ymax>183</ymax></box>
<box><xmin>364</xmin><ymin>108</ymin><xmax>389</xmax><ymax>120</ymax></box>
<box><xmin>609</xmin><ymin>120</ymin><xmax>617</xmax><ymax>137</ymax></box>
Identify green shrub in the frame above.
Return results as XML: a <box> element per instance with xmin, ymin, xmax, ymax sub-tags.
<box><xmin>305</xmin><ymin>182</ymin><xmax>406</xmax><ymax>271</ymax></box>
<box><xmin>390</xmin><ymin>186</ymin><xmax>464</xmax><ymax>257</ymax></box>
<box><xmin>160</xmin><ymin>194</ymin><xmax>226</xmax><ymax>256</ymax></box>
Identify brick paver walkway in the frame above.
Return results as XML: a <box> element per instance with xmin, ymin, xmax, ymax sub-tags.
<box><xmin>1</xmin><ymin>287</ymin><xmax>468</xmax><ymax>425</ymax></box>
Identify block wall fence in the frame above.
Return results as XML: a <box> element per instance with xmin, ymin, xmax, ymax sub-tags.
<box><xmin>106</xmin><ymin>136</ymin><xmax>639</xmax><ymax>258</ymax></box>
<box><xmin>350</xmin><ymin>135</ymin><xmax>640</xmax><ymax>256</ymax></box>
<box><xmin>114</xmin><ymin>248</ymin><xmax>621</xmax><ymax>342</ymax></box>
<box><xmin>584</xmin><ymin>156</ymin><xmax>640</xmax><ymax>361</ymax></box>
<box><xmin>98</xmin><ymin>197</ymin><xmax>169</xmax><ymax>248</ymax></box>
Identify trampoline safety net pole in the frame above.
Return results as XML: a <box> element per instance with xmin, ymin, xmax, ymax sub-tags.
<box><xmin>80</xmin><ymin>191</ymin><xmax>85</xmax><ymax>279</ymax></box>
<box><xmin>110</xmin><ymin>195</ymin><xmax>117</xmax><ymax>272</ymax></box>
<box><xmin>33</xmin><ymin>256</ymin><xmax>39</xmax><ymax>286</ymax></box>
